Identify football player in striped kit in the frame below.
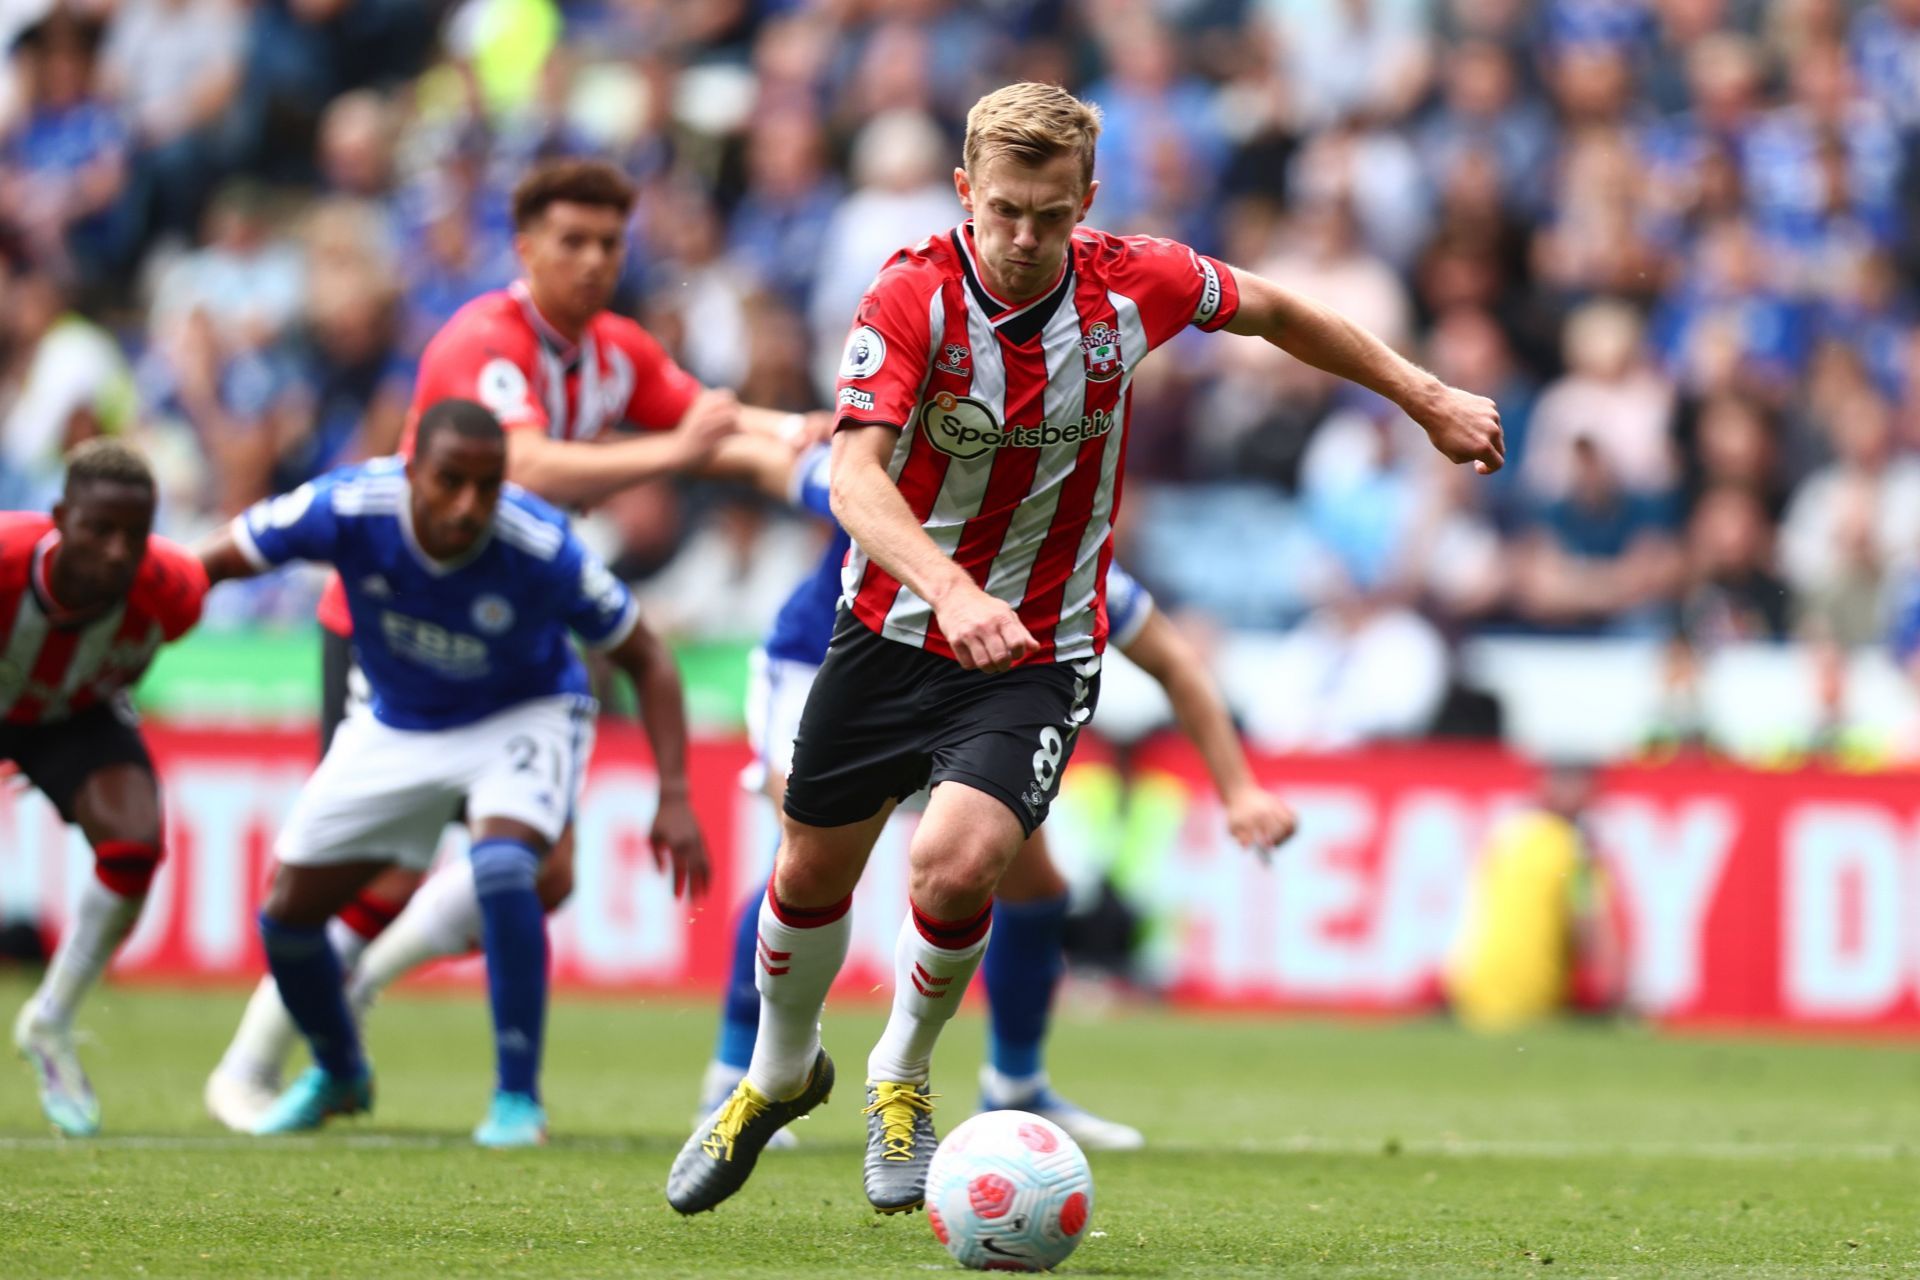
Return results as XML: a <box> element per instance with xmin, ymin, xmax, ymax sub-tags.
<box><xmin>669</xmin><ymin>81</ymin><xmax>1503</xmax><ymax>1217</ymax></box>
<box><xmin>690</xmin><ymin>442</ymin><xmax>1297</xmax><ymax>1153</ymax></box>
<box><xmin>4</xmin><ymin>440</ymin><xmax>209</xmax><ymax>1136</ymax></box>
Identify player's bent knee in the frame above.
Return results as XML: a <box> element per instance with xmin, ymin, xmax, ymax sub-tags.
<box><xmin>770</xmin><ymin>857</ymin><xmax>854</xmax><ymax>913</ymax></box>
<box><xmin>909</xmin><ymin>854</ymin><xmax>1002</xmax><ymax>920</ymax></box>
<box><xmin>773</xmin><ymin>831</ymin><xmax>865</xmax><ymax>910</ymax></box>
<box><xmin>93</xmin><ymin>837</ymin><xmax>163</xmax><ymax>898</ymax></box>
<box><xmin>471</xmin><ymin>836</ymin><xmax>540</xmax><ymax>897</ymax></box>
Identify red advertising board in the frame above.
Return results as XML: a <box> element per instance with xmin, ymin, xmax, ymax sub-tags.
<box><xmin>3</xmin><ymin>727</ymin><xmax>1918</xmax><ymax>1032</ymax></box>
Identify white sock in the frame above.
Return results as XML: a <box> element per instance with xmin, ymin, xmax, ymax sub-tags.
<box><xmin>347</xmin><ymin>859</ymin><xmax>480</xmax><ymax>1008</ymax></box>
<box><xmin>745</xmin><ymin>891</ymin><xmax>851</xmax><ymax>1101</ymax></box>
<box><xmin>217</xmin><ymin>915</ymin><xmax>374</xmax><ymax>1083</ymax></box>
<box><xmin>29</xmin><ymin>879</ymin><xmax>141</xmax><ymax>1029</ymax></box>
<box><xmin>867</xmin><ymin>910</ymin><xmax>991</xmax><ymax>1085</ymax></box>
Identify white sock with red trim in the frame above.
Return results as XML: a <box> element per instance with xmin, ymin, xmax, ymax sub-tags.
<box><xmin>745</xmin><ymin>888</ymin><xmax>852</xmax><ymax>1101</ymax></box>
<box><xmin>347</xmin><ymin>860</ymin><xmax>480</xmax><ymax>1010</ymax></box>
<box><xmin>28</xmin><ymin>880</ymin><xmax>140</xmax><ymax>1030</ymax></box>
<box><xmin>866</xmin><ymin>901</ymin><xmax>992</xmax><ymax>1086</ymax></box>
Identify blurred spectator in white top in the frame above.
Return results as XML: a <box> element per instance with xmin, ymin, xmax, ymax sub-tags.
<box><xmin>1524</xmin><ymin>300</ymin><xmax>1678</xmax><ymax>502</ymax></box>
<box><xmin>1239</xmin><ymin>584</ymin><xmax>1452</xmax><ymax>752</ymax></box>
<box><xmin>0</xmin><ymin>263</ymin><xmax>132</xmax><ymax>509</ymax></box>
<box><xmin>808</xmin><ymin>109</ymin><xmax>955</xmax><ymax>400</ymax></box>
<box><xmin>1779</xmin><ymin>388</ymin><xmax>1920</xmax><ymax>644</ymax></box>
<box><xmin>148</xmin><ymin>183</ymin><xmax>304</xmax><ymax>356</ymax></box>
<box><xmin>636</xmin><ymin>499</ymin><xmax>824</xmax><ymax>643</ymax></box>
<box><xmin>1264</xmin><ymin>0</ymin><xmax>1434</xmax><ymax>129</ymax></box>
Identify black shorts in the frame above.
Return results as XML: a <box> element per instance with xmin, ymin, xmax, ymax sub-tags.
<box><xmin>0</xmin><ymin>699</ymin><xmax>153</xmax><ymax>823</ymax></box>
<box><xmin>319</xmin><ymin>627</ymin><xmax>357</xmax><ymax>759</ymax></box>
<box><xmin>783</xmin><ymin>613</ymin><xmax>1101</xmax><ymax>837</ymax></box>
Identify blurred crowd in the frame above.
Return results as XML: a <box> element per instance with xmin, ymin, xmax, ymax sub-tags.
<box><xmin>3</xmin><ymin>0</ymin><xmax>1920</xmax><ymax>744</ymax></box>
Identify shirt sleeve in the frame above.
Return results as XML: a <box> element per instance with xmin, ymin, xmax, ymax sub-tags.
<box><xmin>611</xmin><ymin>319</ymin><xmax>702</xmax><ymax>431</ymax></box>
<box><xmin>788</xmin><ymin>443</ymin><xmax>835</xmax><ymax>520</ymax></box>
<box><xmin>560</xmin><ymin>536</ymin><xmax>641</xmax><ymax>651</ymax></box>
<box><xmin>1113</xmin><ymin>236</ymin><xmax>1241</xmax><ymax>350</ymax></box>
<box><xmin>413</xmin><ymin>317</ymin><xmax>549</xmax><ymax>435</ymax></box>
<box><xmin>139</xmin><ymin>536</ymin><xmax>211</xmax><ymax>642</ymax></box>
<box><xmin>832</xmin><ymin>261</ymin><xmax>936</xmax><ymax>432</ymax></box>
<box><xmin>1105</xmin><ymin>561</ymin><xmax>1157</xmax><ymax>651</ymax></box>
<box><xmin>231</xmin><ymin>478</ymin><xmax>340</xmax><ymax>571</ymax></box>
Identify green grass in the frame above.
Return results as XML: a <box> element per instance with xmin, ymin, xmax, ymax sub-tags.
<box><xmin>3</xmin><ymin>976</ymin><xmax>1919</xmax><ymax>1277</ymax></box>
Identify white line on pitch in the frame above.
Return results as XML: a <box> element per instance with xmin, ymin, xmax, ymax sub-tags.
<box><xmin>0</xmin><ymin>1132</ymin><xmax>1909</xmax><ymax>1162</ymax></box>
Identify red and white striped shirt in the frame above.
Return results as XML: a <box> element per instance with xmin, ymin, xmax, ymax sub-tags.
<box><xmin>0</xmin><ymin>514</ymin><xmax>207</xmax><ymax>726</ymax></box>
<box><xmin>834</xmin><ymin>223</ymin><xmax>1238</xmax><ymax>664</ymax></box>
<box><xmin>317</xmin><ymin>281</ymin><xmax>702</xmax><ymax>634</ymax></box>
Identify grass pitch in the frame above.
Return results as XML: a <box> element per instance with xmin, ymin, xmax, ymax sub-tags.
<box><xmin>2</xmin><ymin>976</ymin><xmax>1917</xmax><ymax>1277</ymax></box>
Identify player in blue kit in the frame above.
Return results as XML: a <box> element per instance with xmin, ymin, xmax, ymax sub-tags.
<box><xmin>693</xmin><ymin>445</ymin><xmax>1297</xmax><ymax>1150</ymax></box>
<box><xmin>197</xmin><ymin>399</ymin><xmax>709</xmax><ymax>1145</ymax></box>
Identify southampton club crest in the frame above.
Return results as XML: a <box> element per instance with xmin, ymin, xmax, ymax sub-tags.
<box><xmin>1080</xmin><ymin>323</ymin><xmax>1123</xmax><ymax>383</ymax></box>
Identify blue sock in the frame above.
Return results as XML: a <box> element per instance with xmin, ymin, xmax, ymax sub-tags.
<box><xmin>715</xmin><ymin>881</ymin><xmax>767</xmax><ymax>1071</ymax></box>
<box><xmin>471</xmin><ymin>837</ymin><xmax>548</xmax><ymax>1100</ymax></box>
<box><xmin>982</xmin><ymin>894</ymin><xmax>1069</xmax><ymax>1082</ymax></box>
<box><xmin>259</xmin><ymin>913</ymin><xmax>365</xmax><ymax>1080</ymax></box>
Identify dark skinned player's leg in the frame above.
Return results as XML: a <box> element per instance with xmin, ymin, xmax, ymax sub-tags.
<box><xmin>14</xmin><ymin>764</ymin><xmax>163</xmax><ymax>1136</ymax></box>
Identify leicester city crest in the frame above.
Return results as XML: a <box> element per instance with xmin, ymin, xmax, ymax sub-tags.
<box><xmin>471</xmin><ymin>593</ymin><xmax>515</xmax><ymax>635</ymax></box>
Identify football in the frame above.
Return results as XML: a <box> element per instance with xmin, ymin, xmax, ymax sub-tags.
<box><xmin>924</xmin><ymin>1110</ymin><xmax>1094</xmax><ymax>1272</ymax></box>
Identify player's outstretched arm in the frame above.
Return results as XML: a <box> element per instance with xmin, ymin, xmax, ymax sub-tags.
<box><xmin>603</xmin><ymin>617</ymin><xmax>711</xmax><ymax>899</ymax></box>
<box><xmin>697</xmin><ymin>431</ymin><xmax>806</xmax><ymax>500</ymax></box>
<box><xmin>830</xmin><ymin>424</ymin><xmax>1036</xmax><ymax>673</ymax></box>
<box><xmin>1119</xmin><ymin>609</ymin><xmax>1297</xmax><ymax>858</ymax></box>
<box><xmin>507</xmin><ymin>389</ymin><xmax>743</xmax><ymax>508</ymax></box>
<box><xmin>195</xmin><ymin>525</ymin><xmax>265</xmax><ymax>587</ymax></box>
<box><xmin>1224</xmin><ymin>268</ymin><xmax>1505</xmax><ymax>475</ymax></box>
<box><xmin>735</xmin><ymin>405</ymin><xmax>832</xmax><ymax>448</ymax></box>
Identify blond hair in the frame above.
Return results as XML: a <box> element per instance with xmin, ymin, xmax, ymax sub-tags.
<box><xmin>963</xmin><ymin>82</ymin><xmax>1102</xmax><ymax>188</ymax></box>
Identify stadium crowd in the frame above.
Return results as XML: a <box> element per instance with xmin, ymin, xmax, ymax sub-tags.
<box><xmin>1</xmin><ymin>0</ymin><xmax>1917</xmax><ymax>704</ymax></box>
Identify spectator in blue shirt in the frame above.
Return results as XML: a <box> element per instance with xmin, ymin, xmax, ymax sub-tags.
<box><xmin>0</xmin><ymin>14</ymin><xmax>137</xmax><ymax>286</ymax></box>
<box><xmin>1517</xmin><ymin>436</ymin><xmax>1683</xmax><ymax>635</ymax></box>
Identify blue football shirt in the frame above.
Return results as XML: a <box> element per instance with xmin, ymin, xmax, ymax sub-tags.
<box><xmin>233</xmin><ymin>459</ymin><xmax>639</xmax><ymax>730</ymax></box>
